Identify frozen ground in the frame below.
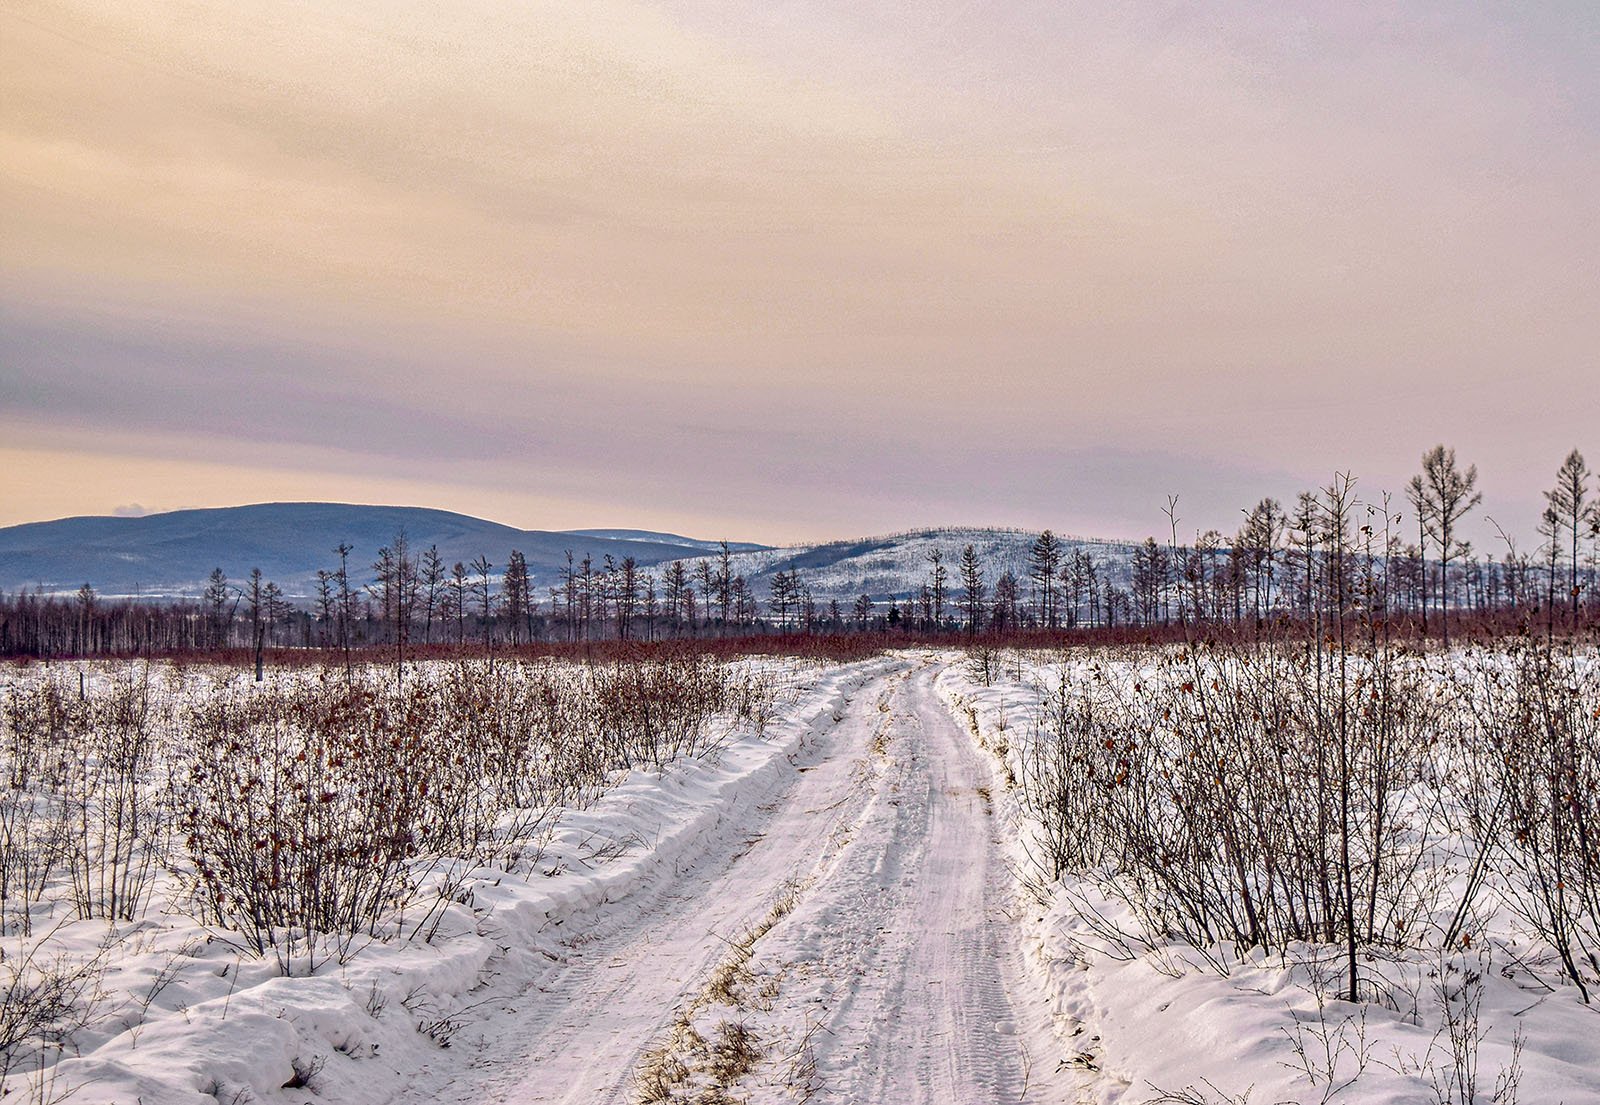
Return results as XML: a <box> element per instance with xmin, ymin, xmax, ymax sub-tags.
<box><xmin>14</xmin><ymin>654</ymin><xmax>1084</xmax><ymax>1104</ymax></box>
<box><xmin>386</xmin><ymin>655</ymin><xmax>1078</xmax><ymax>1105</ymax></box>
<box><xmin>940</xmin><ymin>650</ymin><xmax>1600</xmax><ymax>1105</ymax></box>
<box><xmin>12</xmin><ymin>650</ymin><xmax>1598</xmax><ymax>1104</ymax></box>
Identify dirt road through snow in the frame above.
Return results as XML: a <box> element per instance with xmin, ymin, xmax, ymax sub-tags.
<box><xmin>393</xmin><ymin>657</ymin><xmax>1075</xmax><ymax>1104</ymax></box>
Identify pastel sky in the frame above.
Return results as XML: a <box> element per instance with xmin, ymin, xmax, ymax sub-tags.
<box><xmin>2</xmin><ymin>1</ymin><xmax>1596</xmax><ymax>545</ymax></box>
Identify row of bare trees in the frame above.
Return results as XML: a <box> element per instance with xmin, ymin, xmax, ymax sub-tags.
<box><xmin>925</xmin><ymin>445</ymin><xmax>1598</xmax><ymax>637</ymax></box>
<box><xmin>4</xmin><ymin>445</ymin><xmax>1595</xmax><ymax>657</ymax></box>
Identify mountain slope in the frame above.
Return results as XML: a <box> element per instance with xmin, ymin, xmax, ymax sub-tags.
<box><xmin>560</xmin><ymin>529</ymin><xmax>767</xmax><ymax>553</ymax></box>
<box><xmin>0</xmin><ymin>507</ymin><xmax>1145</xmax><ymax>607</ymax></box>
<box><xmin>727</xmin><ymin>527</ymin><xmax>1143</xmax><ymax>603</ymax></box>
<box><xmin>0</xmin><ymin>504</ymin><xmax>764</xmax><ymax>598</ymax></box>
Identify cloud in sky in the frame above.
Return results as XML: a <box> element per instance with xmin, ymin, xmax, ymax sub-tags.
<box><xmin>2</xmin><ymin>1</ymin><xmax>1596</xmax><ymax>543</ymax></box>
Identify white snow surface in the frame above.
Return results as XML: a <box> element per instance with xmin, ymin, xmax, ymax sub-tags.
<box><xmin>19</xmin><ymin>650</ymin><xmax>1600</xmax><ymax>1104</ymax></box>
<box><xmin>378</xmin><ymin>655</ymin><xmax>1082</xmax><ymax>1105</ymax></box>
<box><xmin>938</xmin><ymin>651</ymin><xmax>1600</xmax><ymax>1105</ymax></box>
<box><xmin>25</xmin><ymin>654</ymin><xmax>1090</xmax><ymax>1105</ymax></box>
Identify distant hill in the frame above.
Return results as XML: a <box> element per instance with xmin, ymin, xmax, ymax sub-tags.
<box><xmin>560</xmin><ymin>529</ymin><xmax>767</xmax><ymax>553</ymax></box>
<box><xmin>0</xmin><ymin>506</ymin><xmax>1144</xmax><ymax>607</ymax></box>
<box><xmin>0</xmin><ymin>503</ymin><xmax>771</xmax><ymax>598</ymax></box>
<box><xmin>726</xmin><ymin>527</ymin><xmax>1143</xmax><ymax>603</ymax></box>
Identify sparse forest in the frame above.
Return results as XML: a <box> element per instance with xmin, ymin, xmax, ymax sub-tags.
<box><xmin>3</xmin><ymin>445</ymin><xmax>1595</xmax><ymax>660</ymax></box>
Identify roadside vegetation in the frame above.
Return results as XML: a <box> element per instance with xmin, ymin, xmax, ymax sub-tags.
<box><xmin>0</xmin><ymin>653</ymin><xmax>781</xmax><ymax>1095</ymax></box>
<box><xmin>947</xmin><ymin>467</ymin><xmax>1598</xmax><ymax>1102</ymax></box>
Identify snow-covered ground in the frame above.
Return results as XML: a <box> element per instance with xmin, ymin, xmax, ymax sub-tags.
<box><xmin>0</xmin><ymin>655</ymin><xmax>864</xmax><ymax>1103</ymax></box>
<box><xmin>380</xmin><ymin>655</ymin><xmax>1080</xmax><ymax>1105</ymax></box>
<box><xmin>6</xmin><ymin>648</ymin><xmax>1597</xmax><ymax>1104</ymax></box>
<box><xmin>940</xmin><ymin>649</ymin><xmax>1600</xmax><ymax>1105</ymax></box>
<box><xmin>2</xmin><ymin>654</ymin><xmax>1086</xmax><ymax>1104</ymax></box>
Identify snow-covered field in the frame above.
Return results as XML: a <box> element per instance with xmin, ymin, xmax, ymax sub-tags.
<box><xmin>941</xmin><ymin>645</ymin><xmax>1600</xmax><ymax>1104</ymax></box>
<box><xmin>0</xmin><ymin>653</ymin><xmax>1083</xmax><ymax>1104</ymax></box>
<box><xmin>3</xmin><ymin>646</ymin><xmax>1597</xmax><ymax>1104</ymax></box>
<box><xmin>0</xmin><ymin>655</ymin><xmax>849</xmax><ymax>1103</ymax></box>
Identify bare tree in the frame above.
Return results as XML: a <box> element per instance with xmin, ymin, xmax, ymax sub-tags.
<box><xmin>664</xmin><ymin>561</ymin><xmax>689</xmax><ymax>635</ymax></box>
<box><xmin>559</xmin><ymin>550</ymin><xmax>578</xmax><ymax>642</ymax></box>
<box><xmin>681</xmin><ymin>583</ymin><xmax>698</xmax><ymax>630</ymax></box>
<box><xmin>768</xmin><ymin>566</ymin><xmax>800</xmax><ymax>630</ymax></box>
<box><xmin>716</xmin><ymin>542</ymin><xmax>734</xmax><ymax>625</ymax></box>
<box><xmin>1131</xmin><ymin>538</ymin><xmax>1167</xmax><ymax>626</ymax></box>
<box><xmin>642</xmin><ymin>572</ymin><xmax>659</xmax><ymax>641</ymax></box>
<box><xmin>1538</xmin><ymin>507</ymin><xmax>1563</xmax><ymax>640</ymax></box>
<box><xmin>392</xmin><ymin>532</ymin><xmax>417</xmax><ymax>657</ymax></box>
<box><xmin>1545</xmin><ymin>449</ymin><xmax>1594</xmax><ymax>627</ymax></box>
<box><xmin>501</xmin><ymin>551</ymin><xmax>530</xmax><ymax>646</ymax></box>
<box><xmin>264</xmin><ymin>580</ymin><xmax>288</xmax><ymax>646</ymax></box>
<box><xmin>926</xmin><ymin>548</ymin><xmax>949</xmax><ymax>630</ymax></box>
<box><xmin>244</xmin><ymin>567</ymin><xmax>267</xmax><ymax>682</ymax></box>
<box><xmin>732</xmin><ymin>574</ymin><xmax>757</xmax><ymax>626</ymax></box>
<box><xmin>334</xmin><ymin>543</ymin><xmax>356</xmax><ymax>681</ymax></box>
<box><xmin>695</xmin><ymin>560</ymin><xmax>716</xmax><ymax>633</ymax></box>
<box><xmin>368</xmin><ymin>546</ymin><xmax>399</xmax><ymax>642</ymax></box>
<box><xmin>1290</xmin><ymin>491</ymin><xmax>1320</xmax><ymax>627</ymax></box>
<box><xmin>203</xmin><ymin>568</ymin><xmax>231</xmax><ymax>650</ymax></box>
<box><xmin>958</xmin><ymin>544</ymin><xmax>985</xmax><ymax>638</ymax></box>
<box><xmin>614</xmin><ymin>556</ymin><xmax>640</xmax><ymax>640</ymax></box>
<box><xmin>1061</xmin><ymin>549</ymin><xmax>1095</xmax><ymax>627</ymax></box>
<box><xmin>1028</xmin><ymin>530</ymin><xmax>1063</xmax><ymax>628</ymax></box>
<box><xmin>578</xmin><ymin>555</ymin><xmax>595</xmax><ymax>641</ymax></box>
<box><xmin>314</xmin><ymin>570</ymin><xmax>335</xmax><ymax>646</ymax></box>
<box><xmin>991</xmin><ymin>569</ymin><xmax>1020</xmax><ymax>632</ymax></box>
<box><xmin>420</xmin><ymin>544</ymin><xmax>446</xmax><ymax>645</ymax></box>
<box><xmin>470</xmin><ymin>556</ymin><xmax>494</xmax><ymax>662</ymax></box>
<box><xmin>448</xmin><ymin>561</ymin><xmax>469</xmax><ymax>646</ymax></box>
<box><xmin>1238</xmin><ymin>497</ymin><xmax>1285</xmax><ymax>620</ymax></box>
<box><xmin>1409</xmin><ymin>445</ymin><xmax>1482</xmax><ymax>644</ymax></box>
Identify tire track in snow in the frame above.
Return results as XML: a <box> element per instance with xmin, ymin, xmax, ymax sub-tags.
<box><xmin>730</xmin><ymin>658</ymin><xmax>1079</xmax><ymax>1104</ymax></box>
<box><xmin>391</xmin><ymin>657</ymin><xmax>1079</xmax><ymax>1104</ymax></box>
<box><xmin>390</xmin><ymin>662</ymin><xmax>912</xmax><ymax>1105</ymax></box>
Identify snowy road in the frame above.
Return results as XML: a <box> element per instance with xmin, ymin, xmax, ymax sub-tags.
<box><xmin>393</xmin><ymin>657</ymin><xmax>1076</xmax><ymax>1104</ymax></box>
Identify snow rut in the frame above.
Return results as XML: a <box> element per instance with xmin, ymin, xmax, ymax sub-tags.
<box><xmin>742</xmin><ymin>660</ymin><xmax>1064</xmax><ymax>1105</ymax></box>
<box><xmin>393</xmin><ymin>659</ymin><xmax>1072</xmax><ymax>1105</ymax></box>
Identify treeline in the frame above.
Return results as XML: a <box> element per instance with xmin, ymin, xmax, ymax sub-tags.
<box><xmin>2</xmin><ymin>444</ymin><xmax>1596</xmax><ymax>659</ymax></box>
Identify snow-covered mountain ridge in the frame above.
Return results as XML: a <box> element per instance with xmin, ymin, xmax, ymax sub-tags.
<box><xmin>0</xmin><ymin>507</ymin><xmax>1140</xmax><ymax>602</ymax></box>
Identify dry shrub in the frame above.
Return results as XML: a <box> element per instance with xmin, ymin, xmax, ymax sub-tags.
<box><xmin>1455</xmin><ymin>638</ymin><xmax>1600</xmax><ymax>1000</ymax></box>
<box><xmin>174</xmin><ymin>656</ymin><xmax>773</xmax><ymax>973</ymax></box>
